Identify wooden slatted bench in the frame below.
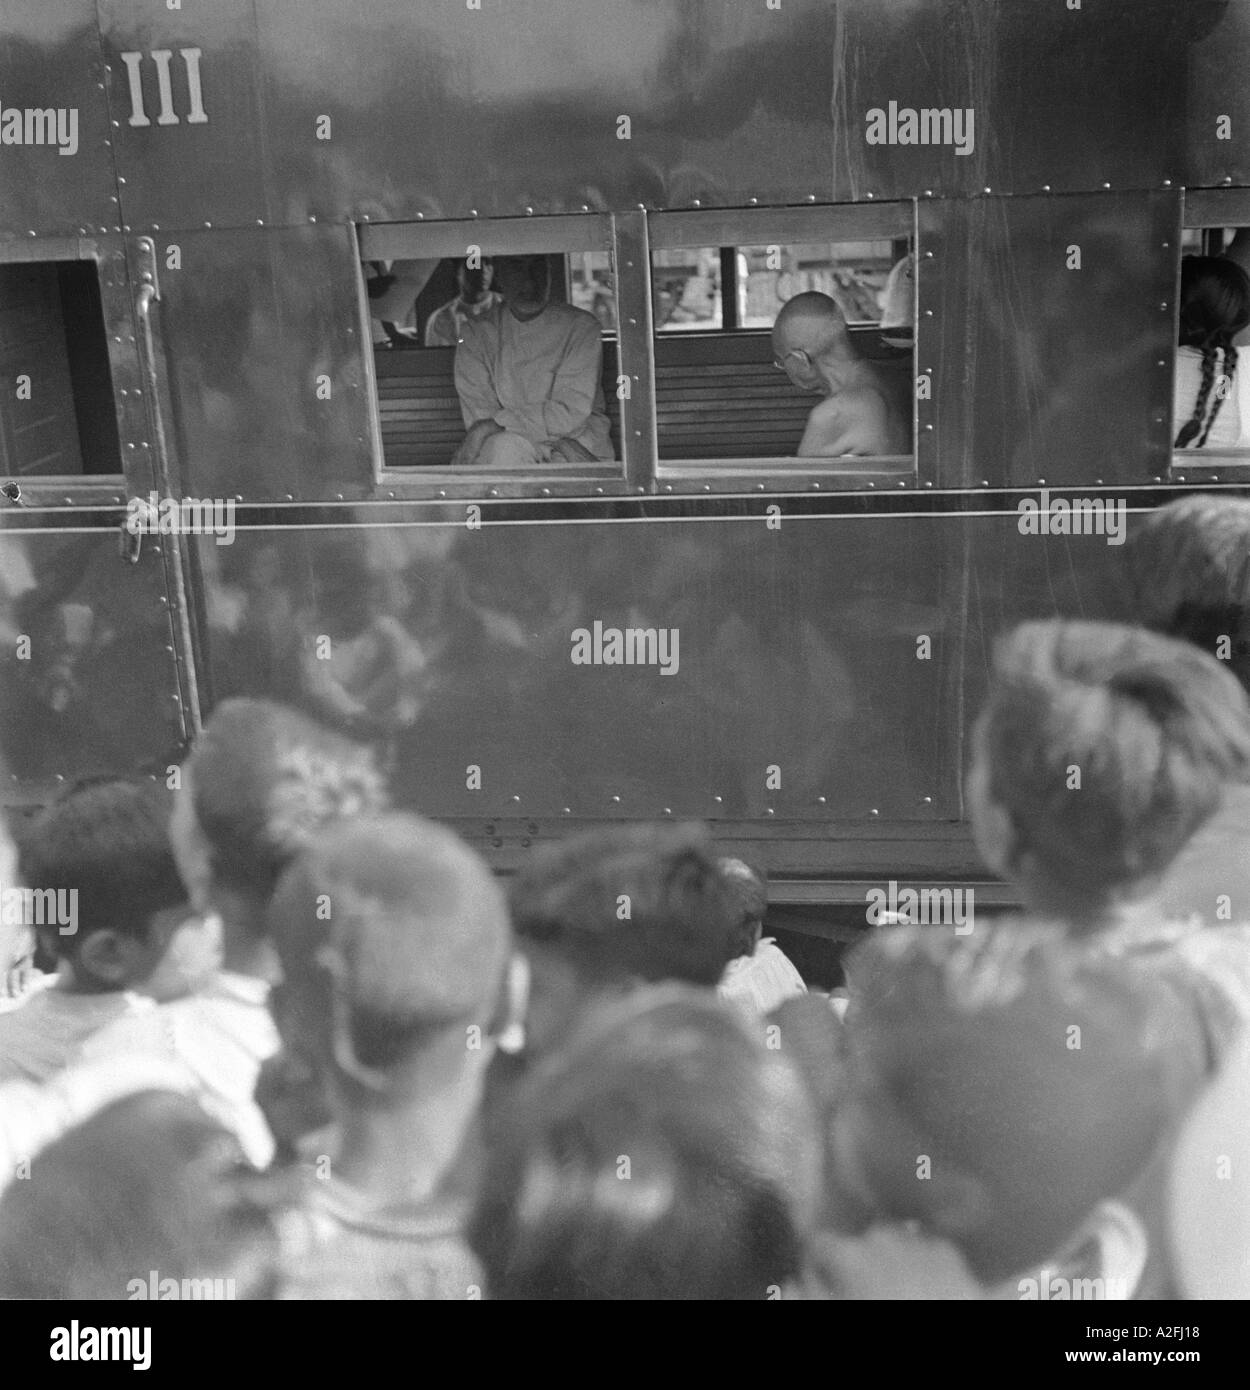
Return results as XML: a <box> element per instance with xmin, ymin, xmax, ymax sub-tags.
<box><xmin>373</xmin><ymin>329</ymin><xmax>909</xmax><ymax>467</ymax></box>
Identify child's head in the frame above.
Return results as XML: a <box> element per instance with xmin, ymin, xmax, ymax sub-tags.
<box><xmin>508</xmin><ymin>823</ymin><xmax>741</xmax><ymax>1056</ymax></box>
<box><xmin>171</xmin><ymin>698</ymin><xmax>388</xmax><ymax>925</ymax></box>
<box><xmin>18</xmin><ymin>778</ymin><xmax>217</xmax><ymax>998</ymax></box>
<box><xmin>1123</xmin><ymin>494</ymin><xmax>1250</xmax><ymax>696</ymax></box>
<box><xmin>718</xmin><ymin>856</ymin><xmax>769</xmax><ymax>959</ymax></box>
<box><xmin>469</xmin><ymin>986</ymin><xmax>821</xmax><ymax>1300</ymax></box>
<box><xmin>831</xmin><ymin>923</ymin><xmax>1192</xmax><ymax>1285</ymax></box>
<box><xmin>968</xmin><ymin>619</ymin><xmax>1250</xmax><ymax>927</ymax></box>
<box><xmin>266</xmin><ymin>812</ymin><xmax>511</xmax><ymax>1107</ymax></box>
<box><xmin>0</xmin><ymin>1091</ymin><xmax>278</xmax><ymax>1299</ymax></box>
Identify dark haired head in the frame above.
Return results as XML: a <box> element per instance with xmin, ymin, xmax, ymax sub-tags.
<box><xmin>1123</xmin><ymin>494</ymin><xmax>1250</xmax><ymax>696</ymax></box>
<box><xmin>469</xmin><ymin>987</ymin><xmax>820</xmax><ymax>1299</ymax></box>
<box><xmin>0</xmin><ymin>1091</ymin><xmax>279</xmax><ymax>1300</ymax></box>
<box><xmin>969</xmin><ymin>620</ymin><xmax>1250</xmax><ymax>926</ymax></box>
<box><xmin>510</xmin><ymin>823</ymin><xmax>741</xmax><ymax>987</ymax></box>
<box><xmin>17</xmin><ymin>778</ymin><xmax>189</xmax><ymax>982</ymax></box>
<box><xmin>834</xmin><ymin>923</ymin><xmax>1193</xmax><ymax>1283</ymax></box>
<box><xmin>1175</xmin><ymin>257</ymin><xmax>1250</xmax><ymax>447</ymax></box>
<box><xmin>173</xmin><ymin>698</ymin><xmax>387</xmax><ymax>914</ymax></box>
<box><xmin>718</xmin><ymin>857</ymin><xmax>769</xmax><ymax>959</ymax></box>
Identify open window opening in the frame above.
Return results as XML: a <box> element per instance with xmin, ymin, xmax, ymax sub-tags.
<box><xmin>0</xmin><ymin>259</ymin><xmax>121</xmax><ymax>481</ymax></box>
<box><xmin>647</xmin><ymin>207</ymin><xmax>915</xmax><ymax>471</ymax></box>
<box><xmin>358</xmin><ymin>218</ymin><xmax>623</xmax><ymax>477</ymax></box>
<box><xmin>1173</xmin><ymin>210</ymin><xmax>1250</xmax><ymax>466</ymax></box>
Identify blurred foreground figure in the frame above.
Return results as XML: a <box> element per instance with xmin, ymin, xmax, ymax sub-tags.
<box><xmin>826</xmin><ymin>924</ymin><xmax>1197</xmax><ymax>1300</ymax></box>
<box><xmin>267</xmin><ymin>813</ymin><xmax>513</xmax><ymax>1299</ymax></box>
<box><xmin>470</xmin><ymin>987</ymin><xmax>821</xmax><ymax>1299</ymax></box>
<box><xmin>0</xmin><ymin>1091</ymin><xmax>279</xmax><ymax>1300</ymax></box>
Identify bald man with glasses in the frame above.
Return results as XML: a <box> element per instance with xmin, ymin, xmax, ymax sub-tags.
<box><xmin>771</xmin><ymin>292</ymin><xmax>910</xmax><ymax>457</ymax></box>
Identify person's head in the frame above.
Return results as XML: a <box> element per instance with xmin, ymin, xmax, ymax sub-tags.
<box><xmin>1175</xmin><ymin>257</ymin><xmax>1250</xmax><ymax>447</ymax></box>
<box><xmin>718</xmin><ymin>856</ymin><xmax>769</xmax><ymax>959</ymax></box>
<box><xmin>771</xmin><ymin>291</ymin><xmax>858</xmax><ymax>391</ymax></box>
<box><xmin>831</xmin><ymin>923</ymin><xmax>1191</xmax><ymax>1285</ymax></box>
<box><xmin>508</xmin><ymin>823</ymin><xmax>742</xmax><ymax>1057</ymax></box>
<box><xmin>1123</xmin><ymin>494</ymin><xmax>1250</xmax><ymax>696</ymax></box>
<box><xmin>18</xmin><ymin>778</ymin><xmax>218</xmax><ymax>999</ymax></box>
<box><xmin>266</xmin><ymin>813</ymin><xmax>512</xmax><ymax>1114</ymax></box>
<box><xmin>170</xmin><ymin>699</ymin><xmax>387</xmax><ymax>936</ymax></box>
<box><xmin>493</xmin><ymin>255</ymin><xmax>552</xmax><ymax>316</ymax></box>
<box><xmin>469</xmin><ymin>986</ymin><xmax>821</xmax><ymax>1299</ymax></box>
<box><xmin>0</xmin><ymin>1091</ymin><xmax>279</xmax><ymax>1300</ymax></box>
<box><xmin>457</xmin><ymin>257</ymin><xmax>493</xmax><ymax>304</ymax></box>
<box><xmin>967</xmin><ymin>620</ymin><xmax>1250</xmax><ymax>929</ymax></box>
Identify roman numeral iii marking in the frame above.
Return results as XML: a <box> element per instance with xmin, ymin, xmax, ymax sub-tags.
<box><xmin>119</xmin><ymin>48</ymin><xmax>207</xmax><ymax>127</ymax></box>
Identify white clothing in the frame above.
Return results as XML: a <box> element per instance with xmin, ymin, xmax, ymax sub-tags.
<box><xmin>454</xmin><ymin>301</ymin><xmax>613</xmax><ymax>460</ymax></box>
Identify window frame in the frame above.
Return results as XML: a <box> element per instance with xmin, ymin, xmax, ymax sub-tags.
<box><xmin>646</xmin><ymin>202</ymin><xmax>921</xmax><ymax>489</ymax></box>
<box><xmin>1171</xmin><ymin>189</ymin><xmax>1250</xmax><ymax>482</ymax></box>
<box><xmin>356</xmin><ymin>213</ymin><xmax>654</xmax><ymax>499</ymax></box>
<box><xmin>0</xmin><ymin>236</ymin><xmax>138</xmax><ymax>509</ymax></box>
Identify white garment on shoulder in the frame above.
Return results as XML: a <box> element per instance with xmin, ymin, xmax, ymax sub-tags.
<box><xmin>718</xmin><ymin>938</ymin><xmax>807</xmax><ymax>1015</ymax></box>
<box><xmin>1174</xmin><ymin>346</ymin><xmax>1245</xmax><ymax>447</ymax></box>
<box><xmin>80</xmin><ymin>970</ymin><xmax>279</xmax><ymax>1168</ymax></box>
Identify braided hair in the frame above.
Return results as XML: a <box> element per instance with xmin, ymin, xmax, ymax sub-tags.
<box><xmin>1175</xmin><ymin>256</ymin><xmax>1250</xmax><ymax>448</ymax></box>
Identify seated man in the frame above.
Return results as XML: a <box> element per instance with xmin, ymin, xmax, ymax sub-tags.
<box><xmin>771</xmin><ymin>291</ymin><xmax>911</xmax><ymax>457</ymax></box>
<box><xmin>452</xmin><ymin>254</ymin><xmax>614</xmax><ymax>468</ymax></box>
<box><xmin>424</xmin><ymin>257</ymin><xmax>503</xmax><ymax>347</ymax></box>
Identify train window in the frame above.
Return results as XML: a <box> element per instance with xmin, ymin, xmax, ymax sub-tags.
<box><xmin>0</xmin><ymin>259</ymin><xmax>121</xmax><ymax>480</ymax></box>
<box><xmin>357</xmin><ymin>217</ymin><xmax>624</xmax><ymax>478</ymax></box>
<box><xmin>1173</xmin><ymin>208</ymin><xmax>1250</xmax><ymax>467</ymax></box>
<box><xmin>648</xmin><ymin>206</ymin><xmax>915</xmax><ymax>471</ymax></box>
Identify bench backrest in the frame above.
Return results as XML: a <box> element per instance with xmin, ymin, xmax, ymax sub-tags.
<box><xmin>373</xmin><ymin>329</ymin><xmax>908</xmax><ymax>467</ymax></box>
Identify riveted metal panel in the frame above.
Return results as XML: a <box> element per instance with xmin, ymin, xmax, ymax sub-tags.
<box><xmin>1187</xmin><ymin>0</ymin><xmax>1250</xmax><ymax>190</ymax></box>
<box><xmin>920</xmin><ymin>191</ymin><xmax>1179</xmax><ymax>489</ymax></box>
<box><xmin>150</xmin><ymin>224</ymin><xmax>374</xmax><ymax>501</ymax></box>
<box><xmin>98</xmin><ymin>0</ymin><xmax>269</xmax><ymax>233</ymax></box>
<box><xmin>833</xmin><ymin>0</ymin><xmax>1227</xmax><ymax>202</ymax></box>
<box><xmin>0</xmin><ymin>520</ymin><xmax>185</xmax><ymax>788</ymax></box>
<box><xmin>0</xmin><ymin>2</ymin><xmax>119</xmax><ymax>240</ymax></box>
<box><xmin>190</xmin><ymin>507</ymin><xmax>961</xmax><ymax>843</ymax></box>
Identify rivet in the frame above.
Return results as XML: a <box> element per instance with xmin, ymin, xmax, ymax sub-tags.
<box><xmin>511</xmin><ymin>794</ymin><xmax>521</xmax><ymax>803</ymax></box>
<box><xmin>204</xmin><ymin>221</ymin><xmax>212</xmax><ymax>229</ymax></box>
<box><xmin>924</xmin><ymin>423</ymin><xmax>934</xmax><ymax>432</ymax></box>
<box><xmin>1102</xmin><ymin>182</ymin><xmax>1111</xmax><ymax>190</ymax></box>
<box><xmin>663</xmin><ymin>807</ymin><xmax>672</xmax><ymax>816</ymax></box>
<box><xmin>982</xmin><ymin>186</ymin><xmax>991</xmax><ymax>194</ymax></box>
<box><xmin>921</xmin><ymin>795</ymin><xmax>933</xmax><ymax>805</ymax></box>
<box><xmin>713</xmin><ymin>795</ymin><xmax>723</xmax><ymax>804</ymax></box>
<box><xmin>1162</xmin><ymin>180</ymin><xmax>1172</xmax><ymax>188</ymax></box>
<box><xmin>924</xmin><ymin>189</ymin><xmax>934</xmax><ymax>197</ymax></box>
<box><xmin>923</xmin><ymin>250</ymin><xmax>934</xmax><ymax>259</ymax></box>
<box><xmin>284</xmin><ymin>493</ymin><xmax>294</xmax><ymax>501</ymax></box>
<box><xmin>924</xmin><ymin>309</ymin><xmax>933</xmax><ymax>317</ymax></box>
<box><xmin>525</xmin><ymin>206</ymin><xmax>534</xmax><ymax>215</ymax></box>
<box><xmin>1159</xmin><ymin>302</ymin><xmax>1168</xmax><ymax>312</ymax></box>
<box><xmin>692</xmin><ymin>198</ymin><xmax>701</xmax><ymax>207</ymax></box>
<box><xmin>1038</xmin><ymin>477</ymin><xmax>1046</xmax><ymax>485</ymax></box>
<box><xmin>1041</xmin><ymin>184</ymin><xmax>1051</xmax><ymax>193</ymax></box>
<box><xmin>806</xmin><ymin>194</ymin><xmax>816</xmax><ymax>203</ymax></box>
<box><xmin>865</xmin><ymin>191</ymin><xmax>875</xmax><ymax>199</ymax></box>
<box><xmin>663</xmin><ymin>484</ymin><xmax>673</xmax><ymax>493</ymax></box>
<box><xmin>489</xmin><ymin>489</ymin><xmax>499</xmax><ymax>498</ymax></box>
<box><xmin>438</xmin><ymin>490</ymin><xmax>447</xmax><ymax>499</ymax></box>
<box><xmin>816</xmin><ymin>796</ymin><xmax>827</xmax><ymax>805</ymax></box>
<box><xmin>765</xmin><ymin>807</ymin><xmax>775</xmax><ymax>816</ymax></box>
<box><xmin>981</xmin><ymin>479</ymin><xmax>990</xmax><ymax>487</ymax></box>
<box><xmin>869</xmin><ymin>808</ymin><xmax>880</xmax><ymax>818</ymax></box>
<box><xmin>611</xmin><ymin>795</ymin><xmax>621</xmax><ymax>804</ymax></box>
<box><xmin>1156</xmin><ymin>360</ymin><xmax>1166</xmax><ymax>368</ymax></box>
<box><xmin>540</xmin><ymin>488</ymin><xmax>551</xmax><ymax>497</ymax></box>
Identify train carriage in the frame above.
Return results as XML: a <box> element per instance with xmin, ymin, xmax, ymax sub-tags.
<box><xmin>2</xmin><ymin>0</ymin><xmax>1249</xmax><ymax>948</ymax></box>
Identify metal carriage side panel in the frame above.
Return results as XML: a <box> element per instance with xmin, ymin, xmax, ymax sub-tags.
<box><xmin>0</xmin><ymin>2</ymin><xmax>119</xmax><ymax>239</ymax></box>
<box><xmin>0</xmin><ymin>520</ymin><xmax>185</xmax><ymax>789</ymax></box>
<box><xmin>151</xmin><ymin>225</ymin><xmax>374</xmax><ymax>502</ymax></box>
<box><xmin>98</xmin><ymin>0</ymin><xmax>270</xmax><ymax>233</ymax></box>
<box><xmin>188</xmin><ymin>507</ymin><xmax>963</xmax><ymax>841</ymax></box>
<box><xmin>253</xmin><ymin>0</ymin><xmax>838</xmax><ymax>223</ymax></box>
<box><xmin>1187</xmin><ymin>0</ymin><xmax>1250</xmax><ymax>189</ymax></box>
<box><xmin>833</xmin><ymin>0</ymin><xmax>1216</xmax><ymax>201</ymax></box>
<box><xmin>922</xmin><ymin>191</ymin><xmax>1178</xmax><ymax>490</ymax></box>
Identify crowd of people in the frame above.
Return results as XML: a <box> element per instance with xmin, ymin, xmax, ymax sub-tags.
<box><xmin>0</xmin><ymin>493</ymin><xmax>1247</xmax><ymax>1300</ymax></box>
